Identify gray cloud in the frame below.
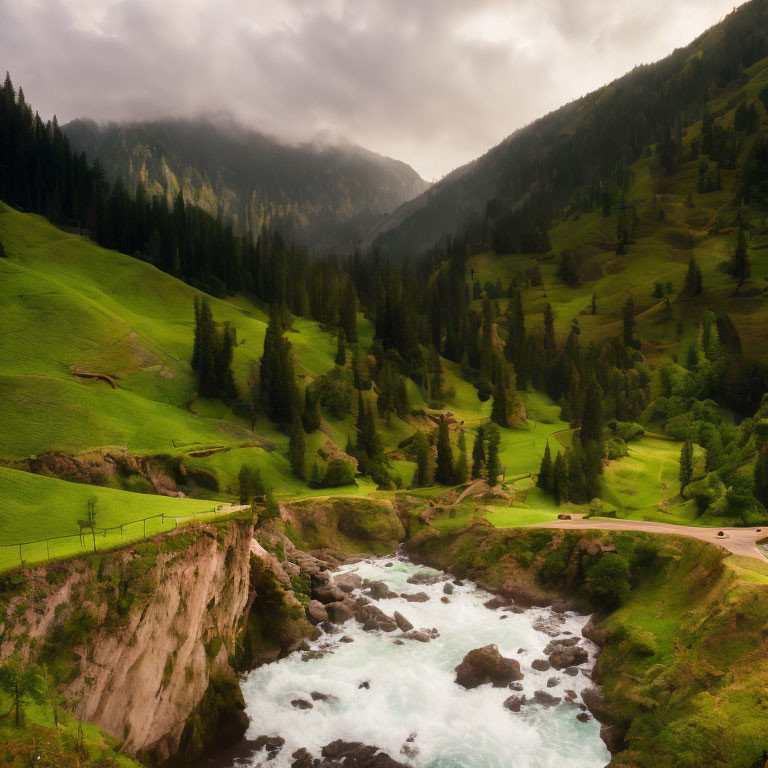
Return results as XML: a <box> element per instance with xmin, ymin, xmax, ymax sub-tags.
<box><xmin>0</xmin><ymin>0</ymin><xmax>740</xmax><ymax>179</ymax></box>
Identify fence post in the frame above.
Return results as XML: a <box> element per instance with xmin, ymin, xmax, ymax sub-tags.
<box><xmin>143</xmin><ymin>518</ymin><xmax>146</xmax><ymax>537</ymax></box>
<box><xmin>46</xmin><ymin>540</ymin><xmax>50</xmax><ymax>559</ymax></box>
<box><xmin>18</xmin><ymin>543</ymin><xmax>22</xmax><ymax>565</ymax></box>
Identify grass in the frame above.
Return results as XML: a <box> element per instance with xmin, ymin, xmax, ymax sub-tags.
<box><xmin>0</xmin><ymin>466</ymin><xmax>218</xmax><ymax>571</ymax></box>
<box><xmin>0</xmin><ymin>202</ymin><xmax>338</xmax><ymax>460</ymax></box>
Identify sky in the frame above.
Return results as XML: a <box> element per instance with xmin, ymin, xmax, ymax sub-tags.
<box><xmin>0</xmin><ymin>0</ymin><xmax>742</xmax><ymax>181</ymax></box>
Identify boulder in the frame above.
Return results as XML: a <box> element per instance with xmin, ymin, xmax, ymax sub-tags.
<box><xmin>314</xmin><ymin>583</ymin><xmax>347</xmax><ymax>604</ymax></box>
<box><xmin>325</xmin><ymin>601</ymin><xmax>354</xmax><ymax>624</ymax></box>
<box><xmin>400</xmin><ymin>630</ymin><xmax>431</xmax><ymax>643</ymax></box>
<box><xmin>334</xmin><ymin>573</ymin><xmax>363</xmax><ymax>593</ymax></box>
<box><xmin>577</xmin><ymin>712</ymin><xmax>591</xmax><ymax>723</ymax></box>
<box><xmin>443</xmin><ymin>583</ymin><xmax>454</xmax><ymax>595</ymax></box>
<box><xmin>483</xmin><ymin>596</ymin><xmax>510</xmax><ymax>610</ymax></box>
<box><xmin>254</xmin><ymin>735</ymin><xmax>285</xmax><ymax>753</ymax></box>
<box><xmin>503</xmin><ymin>694</ymin><xmax>527</xmax><ymax>712</ymax></box>
<box><xmin>394</xmin><ymin>611</ymin><xmax>413</xmax><ymax>632</ymax></box>
<box><xmin>291</xmin><ymin>698</ymin><xmax>313</xmax><ymax>710</ymax></box>
<box><xmin>407</xmin><ymin>572</ymin><xmax>442</xmax><ymax>586</ymax></box>
<box><xmin>549</xmin><ymin>645</ymin><xmax>589</xmax><ymax>670</ymax></box>
<box><xmin>363</xmin><ymin>580</ymin><xmax>399</xmax><ymax>600</ymax></box>
<box><xmin>355</xmin><ymin>604</ymin><xmax>398</xmax><ymax>632</ymax></box>
<box><xmin>564</xmin><ymin>667</ymin><xmax>579</xmax><ymax>677</ymax></box>
<box><xmin>544</xmin><ymin>636</ymin><xmax>580</xmax><ymax>654</ymax></box>
<box><xmin>314</xmin><ymin>740</ymin><xmax>408</xmax><ymax>767</ymax></box>
<box><xmin>455</xmin><ymin>645</ymin><xmax>524</xmax><ymax>689</ymax></box>
<box><xmin>531</xmin><ymin>659</ymin><xmax>551</xmax><ymax>672</ymax></box>
<box><xmin>306</xmin><ymin>600</ymin><xmax>329</xmax><ymax>625</ymax></box>
<box><xmin>532</xmin><ymin>690</ymin><xmax>561</xmax><ymax>707</ymax></box>
<box><xmin>402</xmin><ymin>592</ymin><xmax>429</xmax><ymax>603</ymax></box>
<box><xmin>546</xmin><ymin>677</ymin><xmax>560</xmax><ymax>688</ymax></box>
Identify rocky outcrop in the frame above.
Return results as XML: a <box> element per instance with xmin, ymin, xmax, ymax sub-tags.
<box><xmin>0</xmin><ymin>521</ymin><xmax>255</xmax><ymax>764</ymax></box>
<box><xmin>280</xmin><ymin>498</ymin><xmax>405</xmax><ymax>555</ymax></box>
<box><xmin>0</xmin><ymin>518</ymin><xmax>322</xmax><ymax>766</ymax></box>
<box><xmin>454</xmin><ymin>645</ymin><xmax>523</xmax><ymax>689</ymax></box>
<box><xmin>292</xmin><ymin>740</ymin><xmax>407</xmax><ymax>767</ymax></box>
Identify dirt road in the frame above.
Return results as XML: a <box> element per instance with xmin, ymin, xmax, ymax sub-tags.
<box><xmin>531</xmin><ymin>518</ymin><xmax>768</xmax><ymax>563</ymax></box>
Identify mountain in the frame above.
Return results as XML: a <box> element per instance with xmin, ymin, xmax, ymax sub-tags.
<box><xmin>370</xmin><ymin>0</ymin><xmax>768</xmax><ymax>257</ymax></box>
<box><xmin>63</xmin><ymin>117</ymin><xmax>429</xmax><ymax>253</ymax></box>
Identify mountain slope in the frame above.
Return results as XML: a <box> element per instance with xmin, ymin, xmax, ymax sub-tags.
<box><xmin>64</xmin><ymin>118</ymin><xmax>429</xmax><ymax>253</ymax></box>
<box><xmin>371</xmin><ymin>0</ymin><xmax>768</xmax><ymax>256</ymax></box>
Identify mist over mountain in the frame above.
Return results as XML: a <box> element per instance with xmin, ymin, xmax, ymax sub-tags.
<box><xmin>64</xmin><ymin>117</ymin><xmax>429</xmax><ymax>253</ymax></box>
<box><xmin>370</xmin><ymin>1</ymin><xmax>768</xmax><ymax>258</ymax></box>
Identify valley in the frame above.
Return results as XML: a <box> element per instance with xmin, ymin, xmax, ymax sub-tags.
<box><xmin>3</xmin><ymin>1</ymin><xmax>768</xmax><ymax>767</ymax></box>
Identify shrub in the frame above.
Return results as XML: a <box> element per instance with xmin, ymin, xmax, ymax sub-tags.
<box><xmin>314</xmin><ymin>367</ymin><xmax>355</xmax><ymax>419</ymax></box>
<box><xmin>606</xmin><ymin>437</ymin><xmax>629</xmax><ymax>459</ymax></box>
<box><xmin>322</xmin><ymin>459</ymin><xmax>356</xmax><ymax>488</ymax></box>
<box><xmin>585</xmin><ymin>553</ymin><xmax>631</xmax><ymax>610</ymax></box>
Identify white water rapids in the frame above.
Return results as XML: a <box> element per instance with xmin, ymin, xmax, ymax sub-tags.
<box><xmin>235</xmin><ymin>554</ymin><xmax>610</xmax><ymax>767</ymax></box>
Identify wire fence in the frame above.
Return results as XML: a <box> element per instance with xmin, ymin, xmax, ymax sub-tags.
<box><xmin>0</xmin><ymin>504</ymin><xmax>245</xmax><ymax>573</ymax></box>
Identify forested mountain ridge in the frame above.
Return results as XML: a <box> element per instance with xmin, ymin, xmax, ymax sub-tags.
<box><xmin>63</xmin><ymin>117</ymin><xmax>429</xmax><ymax>253</ymax></box>
<box><xmin>371</xmin><ymin>0</ymin><xmax>768</xmax><ymax>257</ymax></box>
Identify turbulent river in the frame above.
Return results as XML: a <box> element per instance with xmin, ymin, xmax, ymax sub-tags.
<box><xmin>234</xmin><ymin>554</ymin><xmax>610</xmax><ymax>768</ymax></box>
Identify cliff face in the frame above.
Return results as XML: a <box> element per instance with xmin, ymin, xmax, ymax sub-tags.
<box><xmin>0</xmin><ymin>522</ymin><xmax>256</xmax><ymax>763</ymax></box>
<box><xmin>0</xmin><ymin>497</ymin><xmax>406</xmax><ymax>765</ymax></box>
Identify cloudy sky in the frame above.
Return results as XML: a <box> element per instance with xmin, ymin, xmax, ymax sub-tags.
<box><xmin>1</xmin><ymin>0</ymin><xmax>742</xmax><ymax>180</ymax></box>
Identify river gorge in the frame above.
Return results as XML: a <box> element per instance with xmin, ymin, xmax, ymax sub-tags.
<box><xmin>231</xmin><ymin>554</ymin><xmax>609</xmax><ymax>768</ymax></box>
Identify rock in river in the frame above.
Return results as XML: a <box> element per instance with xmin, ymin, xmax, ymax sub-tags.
<box><xmin>455</xmin><ymin>644</ymin><xmax>524</xmax><ymax>689</ymax></box>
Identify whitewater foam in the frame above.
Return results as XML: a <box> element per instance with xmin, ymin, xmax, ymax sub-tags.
<box><xmin>235</xmin><ymin>554</ymin><xmax>610</xmax><ymax>767</ymax></box>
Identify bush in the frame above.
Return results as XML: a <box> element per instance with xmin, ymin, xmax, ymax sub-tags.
<box><xmin>610</xmin><ymin>421</ymin><xmax>645</xmax><ymax>442</ymax></box>
<box><xmin>606</xmin><ymin>437</ymin><xmax>629</xmax><ymax>459</ymax></box>
<box><xmin>476</xmin><ymin>378</ymin><xmax>492</xmax><ymax>402</ymax></box>
<box><xmin>122</xmin><ymin>475</ymin><xmax>155</xmax><ymax>494</ymax></box>
<box><xmin>585</xmin><ymin>553</ymin><xmax>631</xmax><ymax>610</ymax></box>
<box><xmin>683</xmin><ymin>472</ymin><xmax>726</xmax><ymax>513</ymax></box>
<box><xmin>314</xmin><ymin>367</ymin><xmax>355</xmax><ymax>419</ymax></box>
<box><xmin>321</xmin><ymin>459</ymin><xmax>356</xmax><ymax>488</ymax></box>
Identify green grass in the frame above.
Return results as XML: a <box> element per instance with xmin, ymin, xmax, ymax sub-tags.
<box><xmin>0</xmin><ymin>466</ymin><xmax>217</xmax><ymax>571</ymax></box>
<box><xmin>0</xmin><ymin>202</ymin><xmax>338</xmax><ymax>459</ymax></box>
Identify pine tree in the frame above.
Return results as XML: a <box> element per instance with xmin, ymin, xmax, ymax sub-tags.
<box><xmin>486</xmin><ymin>428</ymin><xmax>502</xmax><ymax>487</ymax></box>
<box><xmin>289</xmin><ymin>408</ymin><xmax>306</xmax><ymax>480</ymax></box>
<box><xmin>684</xmin><ymin>257</ymin><xmax>703</xmax><ymax>295</ymax></box>
<box><xmin>754</xmin><ymin>448</ymin><xmax>768</xmax><ymax>509</ymax></box>
<box><xmin>566</xmin><ymin>364</ymin><xmax>583</xmax><ymax>427</ymax></box>
<box><xmin>303</xmin><ymin>384</ymin><xmax>322</xmax><ymax>432</ymax></box>
<box><xmin>728</xmin><ymin>229</ymin><xmax>750</xmax><ymax>292</ymax></box>
<box><xmin>537</xmin><ymin>443</ymin><xmax>553</xmax><ymax>492</ymax></box>
<box><xmin>679</xmin><ymin>436</ymin><xmax>694</xmax><ymax>494</ymax></box>
<box><xmin>238</xmin><ymin>464</ymin><xmax>253</xmax><ymax>505</ymax></box>
<box><xmin>454</xmin><ymin>430</ymin><xmax>469</xmax><ymax>484</ymax></box>
<box><xmin>568</xmin><ymin>442</ymin><xmax>588</xmax><ymax>503</ymax></box>
<box><xmin>471</xmin><ymin>426</ymin><xmax>486</xmax><ymax>479</ymax></box>
<box><xmin>413</xmin><ymin>431</ymin><xmax>434</xmax><ymax>487</ymax></box>
<box><xmin>580</xmin><ymin>372</ymin><xmax>603</xmax><ymax>447</ymax></box>
<box><xmin>335</xmin><ymin>328</ymin><xmax>346</xmax><ymax>366</ymax></box>
<box><xmin>215</xmin><ymin>322</ymin><xmax>238</xmax><ymax>401</ymax></box>
<box><xmin>553</xmin><ymin>452</ymin><xmax>568</xmax><ymax>505</ymax></box>
<box><xmin>435</xmin><ymin>417</ymin><xmax>454</xmax><ymax>485</ymax></box>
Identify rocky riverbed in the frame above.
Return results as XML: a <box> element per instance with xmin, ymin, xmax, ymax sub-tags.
<box><xmin>227</xmin><ymin>553</ymin><xmax>610</xmax><ymax>767</ymax></box>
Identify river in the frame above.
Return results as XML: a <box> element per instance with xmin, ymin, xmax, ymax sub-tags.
<box><xmin>234</xmin><ymin>554</ymin><xmax>610</xmax><ymax>767</ymax></box>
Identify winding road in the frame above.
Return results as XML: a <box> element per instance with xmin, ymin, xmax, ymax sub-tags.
<box><xmin>531</xmin><ymin>518</ymin><xmax>768</xmax><ymax>563</ymax></box>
